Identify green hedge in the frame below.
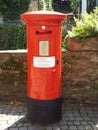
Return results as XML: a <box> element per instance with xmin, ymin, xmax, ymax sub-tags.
<box><xmin>0</xmin><ymin>0</ymin><xmax>30</xmax><ymax>20</ymax></box>
<box><xmin>0</xmin><ymin>24</ymin><xmax>26</xmax><ymax>50</ymax></box>
<box><xmin>0</xmin><ymin>23</ymin><xmax>68</xmax><ymax>50</ymax></box>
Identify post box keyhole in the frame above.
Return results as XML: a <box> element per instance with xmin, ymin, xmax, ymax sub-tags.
<box><xmin>56</xmin><ymin>60</ymin><xmax>59</xmax><ymax>64</ymax></box>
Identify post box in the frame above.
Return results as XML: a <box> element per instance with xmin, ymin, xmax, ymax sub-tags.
<box><xmin>21</xmin><ymin>11</ymin><xmax>67</xmax><ymax>125</ymax></box>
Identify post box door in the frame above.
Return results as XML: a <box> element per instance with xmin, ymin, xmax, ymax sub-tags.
<box><xmin>28</xmin><ymin>25</ymin><xmax>61</xmax><ymax>100</ymax></box>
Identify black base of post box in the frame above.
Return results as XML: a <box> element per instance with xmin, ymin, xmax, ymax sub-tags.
<box><xmin>27</xmin><ymin>96</ymin><xmax>62</xmax><ymax>125</ymax></box>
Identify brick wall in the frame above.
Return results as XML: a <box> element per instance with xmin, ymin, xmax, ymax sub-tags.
<box><xmin>0</xmin><ymin>50</ymin><xmax>98</xmax><ymax>104</ymax></box>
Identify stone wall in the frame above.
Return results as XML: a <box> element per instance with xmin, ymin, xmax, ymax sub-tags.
<box><xmin>62</xmin><ymin>51</ymin><xmax>98</xmax><ymax>104</ymax></box>
<box><xmin>0</xmin><ymin>50</ymin><xmax>98</xmax><ymax>104</ymax></box>
<box><xmin>0</xmin><ymin>50</ymin><xmax>27</xmax><ymax>102</ymax></box>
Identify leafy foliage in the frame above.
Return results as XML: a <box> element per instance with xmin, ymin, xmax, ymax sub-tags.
<box><xmin>0</xmin><ymin>24</ymin><xmax>26</xmax><ymax>50</ymax></box>
<box><xmin>70</xmin><ymin>0</ymin><xmax>77</xmax><ymax>10</ymax></box>
<box><xmin>39</xmin><ymin>0</ymin><xmax>52</xmax><ymax>10</ymax></box>
<box><xmin>0</xmin><ymin>0</ymin><xmax>30</xmax><ymax>20</ymax></box>
<box><xmin>4</xmin><ymin>56</ymin><xmax>24</xmax><ymax>72</ymax></box>
<box><xmin>66</xmin><ymin>7</ymin><xmax>98</xmax><ymax>41</ymax></box>
<box><xmin>62</xmin><ymin>29</ymin><xmax>68</xmax><ymax>50</ymax></box>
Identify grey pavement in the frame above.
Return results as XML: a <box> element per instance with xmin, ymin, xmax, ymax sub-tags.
<box><xmin>0</xmin><ymin>102</ymin><xmax>98</xmax><ymax>130</ymax></box>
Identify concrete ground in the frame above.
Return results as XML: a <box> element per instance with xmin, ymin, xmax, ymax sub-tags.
<box><xmin>0</xmin><ymin>102</ymin><xmax>98</xmax><ymax>130</ymax></box>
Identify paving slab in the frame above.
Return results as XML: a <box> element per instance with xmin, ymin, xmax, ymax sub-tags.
<box><xmin>0</xmin><ymin>102</ymin><xmax>98</xmax><ymax>130</ymax></box>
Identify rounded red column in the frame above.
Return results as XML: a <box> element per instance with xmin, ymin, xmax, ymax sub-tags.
<box><xmin>21</xmin><ymin>11</ymin><xmax>67</xmax><ymax>125</ymax></box>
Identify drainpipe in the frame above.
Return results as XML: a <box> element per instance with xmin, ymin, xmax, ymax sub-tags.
<box><xmin>81</xmin><ymin>0</ymin><xmax>87</xmax><ymax>13</ymax></box>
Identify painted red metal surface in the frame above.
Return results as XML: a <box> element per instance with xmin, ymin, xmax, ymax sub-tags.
<box><xmin>21</xmin><ymin>11</ymin><xmax>67</xmax><ymax>100</ymax></box>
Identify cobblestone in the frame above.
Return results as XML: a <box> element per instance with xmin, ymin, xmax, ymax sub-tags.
<box><xmin>0</xmin><ymin>102</ymin><xmax>98</xmax><ymax>130</ymax></box>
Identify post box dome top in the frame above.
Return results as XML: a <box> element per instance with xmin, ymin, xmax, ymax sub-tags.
<box><xmin>21</xmin><ymin>11</ymin><xmax>67</xmax><ymax>22</ymax></box>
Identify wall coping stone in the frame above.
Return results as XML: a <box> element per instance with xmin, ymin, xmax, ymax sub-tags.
<box><xmin>0</xmin><ymin>50</ymin><xmax>27</xmax><ymax>53</ymax></box>
<box><xmin>0</xmin><ymin>50</ymin><xmax>67</xmax><ymax>53</ymax></box>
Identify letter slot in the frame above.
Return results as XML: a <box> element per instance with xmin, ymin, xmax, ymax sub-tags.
<box><xmin>36</xmin><ymin>30</ymin><xmax>52</xmax><ymax>35</ymax></box>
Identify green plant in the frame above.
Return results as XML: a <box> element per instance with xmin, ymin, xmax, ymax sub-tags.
<box><xmin>3</xmin><ymin>56</ymin><xmax>24</xmax><ymax>72</ymax></box>
<box><xmin>0</xmin><ymin>23</ymin><xmax>26</xmax><ymax>50</ymax></box>
<box><xmin>0</xmin><ymin>0</ymin><xmax>30</xmax><ymax>20</ymax></box>
<box><xmin>70</xmin><ymin>0</ymin><xmax>77</xmax><ymax>10</ymax></box>
<box><xmin>62</xmin><ymin>29</ymin><xmax>68</xmax><ymax>50</ymax></box>
<box><xmin>38</xmin><ymin>0</ymin><xmax>52</xmax><ymax>10</ymax></box>
<box><xmin>66</xmin><ymin>7</ymin><xmax>98</xmax><ymax>41</ymax></box>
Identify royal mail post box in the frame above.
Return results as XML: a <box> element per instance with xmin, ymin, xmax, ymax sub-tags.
<box><xmin>21</xmin><ymin>11</ymin><xmax>67</xmax><ymax>125</ymax></box>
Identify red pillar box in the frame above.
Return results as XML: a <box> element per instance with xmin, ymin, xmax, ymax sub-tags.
<box><xmin>21</xmin><ymin>11</ymin><xmax>66</xmax><ymax>125</ymax></box>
